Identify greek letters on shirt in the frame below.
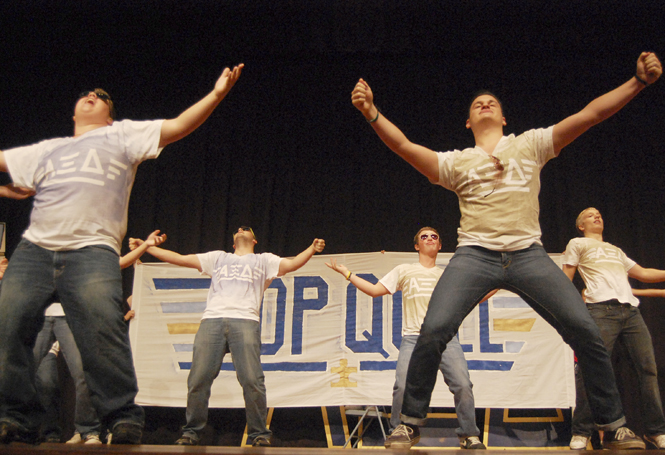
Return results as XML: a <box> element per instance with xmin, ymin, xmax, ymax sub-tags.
<box><xmin>213</xmin><ymin>263</ymin><xmax>265</xmax><ymax>283</ymax></box>
<box><xmin>461</xmin><ymin>157</ymin><xmax>538</xmax><ymax>199</ymax></box>
<box><xmin>36</xmin><ymin>147</ymin><xmax>130</xmax><ymax>189</ymax></box>
<box><xmin>401</xmin><ymin>276</ymin><xmax>438</xmax><ymax>299</ymax></box>
<box><xmin>582</xmin><ymin>245</ymin><xmax>623</xmax><ymax>266</ymax></box>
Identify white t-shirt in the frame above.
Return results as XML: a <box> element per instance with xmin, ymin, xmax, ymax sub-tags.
<box><xmin>197</xmin><ymin>251</ymin><xmax>283</xmax><ymax>322</ymax></box>
<box><xmin>562</xmin><ymin>237</ymin><xmax>638</xmax><ymax>306</ymax></box>
<box><xmin>434</xmin><ymin>127</ymin><xmax>555</xmax><ymax>251</ymax></box>
<box><xmin>379</xmin><ymin>262</ymin><xmax>443</xmax><ymax>336</ymax></box>
<box><xmin>5</xmin><ymin>119</ymin><xmax>164</xmax><ymax>253</ymax></box>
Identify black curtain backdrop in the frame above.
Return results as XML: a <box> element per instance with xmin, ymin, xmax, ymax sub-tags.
<box><xmin>1</xmin><ymin>0</ymin><xmax>664</xmax><ymax>436</ymax></box>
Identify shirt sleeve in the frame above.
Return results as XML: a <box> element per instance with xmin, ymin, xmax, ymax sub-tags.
<box><xmin>618</xmin><ymin>250</ymin><xmax>637</xmax><ymax>273</ymax></box>
<box><xmin>524</xmin><ymin>126</ymin><xmax>555</xmax><ymax>167</ymax></box>
<box><xmin>378</xmin><ymin>266</ymin><xmax>401</xmax><ymax>294</ymax></box>
<box><xmin>196</xmin><ymin>251</ymin><xmax>223</xmax><ymax>276</ymax></box>
<box><xmin>434</xmin><ymin>151</ymin><xmax>457</xmax><ymax>190</ymax></box>
<box><xmin>120</xmin><ymin>119</ymin><xmax>165</xmax><ymax>164</ymax></box>
<box><xmin>4</xmin><ymin>140</ymin><xmax>51</xmax><ymax>190</ymax></box>
<box><xmin>263</xmin><ymin>253</ymin><xmax>282</xmax><ymax>280</ymax></box>
<box><xmin>562</xmin><ymin>238</ymin><xmax>581</xmax><ymax>266</ymax></box>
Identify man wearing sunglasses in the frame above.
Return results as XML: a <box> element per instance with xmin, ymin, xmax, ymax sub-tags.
<box><xmin>0</xmin><ymin>64</ymin><xmax>243</xmax><ymax>445</ymax></box>
<box><xmin>352</xmin><ymin>52</ymin><xmax>662</xmax><ymax>450</ymax></box>
<box><xmin>326</xmin><ymin>227</ymin><xmax>486</xmax><ymax>449</ymax></box>
<box><xmin>563</xmin><ymin>208</ymin><xmax>665</xmax><ymax>450</ymax></box>
<box><xmin>133</xmin><ymin>227</ymin><xmax>325</xmax><ymax>447</ymax></box>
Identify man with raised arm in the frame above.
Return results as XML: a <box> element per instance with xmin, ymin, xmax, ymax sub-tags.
<box><xmin>326</xmin><ymin>227</ymin><xmax>486</xmax><ymax>449</ymax></box>
<box><xmin>351</xmin><ymin>52</ymin><xmax>661</xmax><ymax>450</ymax></box>
<box><xmin>0</xmin><ymin>64</ymin><xmax>243</xmax><ymax>445</ymax></box>
<box><xmin>134</xmin><ymin>227</ymin><xmax>324</xmax><ymax>447</ymax></box>
<box><xmin>563</xmin><ymin>208</ymin><xmax>665</xmax><ymax>450</ymax></box>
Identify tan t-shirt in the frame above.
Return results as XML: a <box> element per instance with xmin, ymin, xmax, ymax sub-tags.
<box><xmin>434</xmin><ymin>127</ymin><xmax>555</xmax><ymax>251</ymax></box>
<box><xmin>562</xmin><ymin>237</ymin><xmax>638</xmax><ymax>306</ymax></box>
<box><xmin>379</xmin><ymin>263</ymin><xmax>443</xmax><ymax>336</ymax></box>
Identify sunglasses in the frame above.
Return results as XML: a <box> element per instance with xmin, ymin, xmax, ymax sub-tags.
<box><xmin>420</xmin><ymin>233</ymin><xmax>439</xmax><ymax>241</ymax></box>
<box><xmin>236</xmin><ymin>226</ymin><xmax>255</xmax><ymax>238</ymax></box>
<box><xmin>78</xmin><ymin>91</ymin><xmax>111</xmax><ymax>102</ymax></box>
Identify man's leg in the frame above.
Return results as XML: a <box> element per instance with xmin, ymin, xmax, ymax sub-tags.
<box><xmin>0</xmin><ymin>240</ymin><xmax>56</xmax><ymax>442</ymax></box>
<box><xmin>52</xmin><ymin>317</ymin><xmax>101</xmax><ymax>440</ymax></box>
<box><xmin>439</xmin><ymin>335</ymin><xmax>481</xmax><ymax>441</ymax></box>
<box><xmin>570</xmin><ymin>304</ymin><xmax>622</xmax><ymax>447</ymax></box>
<box><xmin>180</xmin><ymin>318</ymin><xmax>227</xmax><ymax>444</ymax></box>
<box><xmin>401</xmin><ymin>246</ymin><xmax>503</xmax><ymax>426</ymax></box>
<box><xmin>390</xmin><ymin>336</ymin><xmax>417</xmax><ymax>430</ymax></box>
<box><xmin>227</xmin><ymin>318</ymin><xmax>272</xmax><ymax>444</ymax></box>
<box><xmin>620</xmin><ymin>306</ymin><xmax>665</xmax><ymax>440</ymax></box>
<box><xmin>55</xmin><ymin>246</ymin><xmax>143</xmax><ymax>443</ymax></box>
<box><xmin>503</xmin><ymin>245</ymin><xmax>643</xmax><ymax>449</ymax></box>
<box><xmin>34</xmin><ymin>343</ymin><xmax>61</xmax><ymax>442</ymax></box>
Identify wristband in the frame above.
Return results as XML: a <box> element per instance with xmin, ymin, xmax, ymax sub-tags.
<box><xmin>345</xmin><ymin>271</ymin><xmax>352</xmax><ymax>280</ymax></box>
<box><xmin>635</xmin><ymin>74</ymin><xmax>648</xmax><ymax>86</ymax></box>
<box><xmin>367</xmin><ymin>110</ymin><xmax>380</xmax><ymax>123</ymax></box>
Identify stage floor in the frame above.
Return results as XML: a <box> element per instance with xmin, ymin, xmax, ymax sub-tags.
<box><xmin>0</xmin><ymin>445</ymin><xmax>664</xmax><ymax>455</ymax></box>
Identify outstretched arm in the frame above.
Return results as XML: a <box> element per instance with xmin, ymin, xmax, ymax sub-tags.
<box><xmin>325</xmin><ymin>258</ymin><xmax>390</xmax><ymax>297</ymax></box>
<box><xmin>352</xmin><ymin>79</ymin><xmax>439</xmax><ymax>182</ymax></box>
<box><xmin>159</xmin><ymin>64</ymin><xmax>244</xmax><ymax>147</ymax></box>
<box><xmin>0</xmin><ymin>183</ymin><xmax>34</xmax><ymax>200</ymax></box>
<box><xmin>628</xmin><ymin>264</ymin><xmax>665</xmax><ymax>283</ymax></box>
<box><xmin>278</xmin><ymin>239</ymin><xmax>325</xmax><ymax>276</ymax></box>
<box><xmin>120</xmin><ymin>230</ymin><xmax>167</xmax><ymax>269</ymax></box>
<box><xmin>129</xmin><ymin>237</ymin><xmax>201</xmax><ymax>270</ymax></box>
<box><xmin>552</xmin><ymin>52</ymin><xmax>662</xmax><ymax>154</ymax></box>
<box><xmin>632</xmin><ymin>288</ymin><xmax>665</xmax><ymax>298</ymax></box>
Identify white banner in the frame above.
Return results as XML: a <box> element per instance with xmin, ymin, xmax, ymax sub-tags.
<box><xmin>130</xmin><ymin>252</ymin><xmax>574</xmax><ymax>409</ymax></box>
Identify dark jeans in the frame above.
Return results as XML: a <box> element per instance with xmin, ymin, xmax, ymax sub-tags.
<box><xmin>181</xmin><ymin>318</ymin><xmax>271</xmax><ymax>443</ymax></box>
<box><xmin>0</xmin><ymin>239</ymin><xmax>144</xmax><ymax>434</ymax></box>
<box><xmin>572</xmin><ymin>302</ymin><xmax>665</xmax><ymax>437</ymax></box>
<box><xmin>400</xmin><ymin>245</ymin><xmax>625</xmax><ymax>431</ymax></box>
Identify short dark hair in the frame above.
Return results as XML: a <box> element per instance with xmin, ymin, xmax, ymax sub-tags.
<box><xmin>468</xmin><ymin>90</ymin><xmax>503</xmax><ymax>116</ymax></box>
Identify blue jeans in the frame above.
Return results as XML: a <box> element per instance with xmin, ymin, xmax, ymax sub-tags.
<box><xmin>34</xmin><ymin>349</ymin><xmax>60</xmax><ymax>440</ymax></box>
<box><xmin>34</xmin><ymin>316</ymin><xmax>101</xmax><ymax>437</ymax></box>
<box><xmin>572</xmin><ymin>302</ymin><xmax>665</xmax><ymax>437</ymax></box>
<box><xmin>182</xmin><ymin>317</ymin><xmax>271</xmax><ymax>443</ymax></box>
<box><xmin>392</xmin><ymin>335</ymin><xmax>479</xmax><ymax>437</ymax></box>
<box><xmin>400</xmin><ymin>245</ymin><xmax>625</xmax><ymax>430</ymax></box>
<box><xmin>0</xmin><ymin>239</ymin><xmax>144</xmax><ymax>434</ymax></box>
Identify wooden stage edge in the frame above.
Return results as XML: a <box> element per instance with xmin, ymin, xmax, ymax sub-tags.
<box><xmin>1</xmin><ymin>446</ymin><xmax>665</xmax><ymax>455</ymax></box>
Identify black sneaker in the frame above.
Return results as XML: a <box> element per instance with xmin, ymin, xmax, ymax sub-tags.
<box><xmin>460</xmin><ymin>435</ymin><xmax>486</xmax><ymax>449</ymax></box>
<box><xmin>175</xmin><ymin>435</ymin><xmax>198</xmax><ymax>445</ymax></box>
<box><xmin>602</xmin><ymin>427</ymin><xmax>645</xmax><ymax>450</ymax></box>
<box><xmin>384</xmin><ymin>424</ymin><xmax>420</xmax><ymax>449</ymax></box>
<box><xmin>0</xmin><ymin>421</ymin><xmax>38</xmax><ymax>445</ymax></box>
<box><xmin>252</xmin><ymin>436</ymin><xmax>271</xmax><ymax>447</ymax></box>
<box><xmin>109</xmin><ymin>423</ymin><xmax>142</xmax><ymax>445</ymax></box>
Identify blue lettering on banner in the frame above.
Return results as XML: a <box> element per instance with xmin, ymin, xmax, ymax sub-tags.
<box><xmin>261</xmin><ymin>278</ymin><xmax>286</xmax><ymax>355</ymax></box>
<box><xmin>153</xmin><ymin>278</ymin><xmax>211</xmax><ymax>290</ymax></box>
<box><xmin>345</xmin><ymin>273</ymin><xmax>389</xmax><ymax>358</ymax></box>
<box><xmin>291</xmin><ymin>276</ymin><xmax>328</xmax><ymax>355</ymax></box>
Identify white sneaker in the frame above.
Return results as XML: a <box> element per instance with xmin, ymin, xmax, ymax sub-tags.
<box><xmin>645</xmin><ymin>434</ymin><xmax>665</xmax><ymax>449</ymax></box>
<box><xmin>84</xmin><ymin>434</ymin><xmax>102</xmax><ymax>445</ymax></box>
<box><xmin>569</xmin><ymin>434</ymin><xmax>589</xmax><ymax>450</ymax></box>
<box><xmin>66</xmin><ymin>432</ymin><xmax>82</xmax><ymax>444</ymax></box>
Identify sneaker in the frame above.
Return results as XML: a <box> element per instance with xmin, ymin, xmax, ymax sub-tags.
<box><xmin>109</xmin><ymin>423</ymin><xmax>142</xmax><ymax>445</ymax></box>
<box><xmin>0</xmin><ymin>421</ymin><xmax>38</xmax><ymax>444</ymax></box>
<box><xmin>252</xmin><ymin>436</ymin><xmax>271</xmax><ymax>447</ymax></box>
<box><xmin>66</xmin><ymin>432</ymin><xmax>82</xmax><ymax>444</ymax></box>
<box><xmin>569</xmin><ymin>434</ymin><xmax>589</xmax><ymax>450</ymax></box>
<box><xmin>602</xmin><ymin>427</ymin><xmax>645</xmax><ymax>450</ymax></box>
<box><xmin>460</xmin><ymin>435</ymin><xmax>486</xmax><ymax>449</ymax></box>
<box><xmin>384</xmin><ymin>424</ymin><xmax>420</xmax><ymax>449</ymax></box>
<box><xmin>175</xmin><ymin>435</ymin><xmax>198</xmax><ymax>445</ymax></box>
<box><xmin>645</xmin><ymin>434</ymin><xmax>665</xmax><ymax>449</ymax></box>
<box><xmin>84</xmin><ymin>434</ymin><xmax>102</xmax><ymax>445</ymax></box>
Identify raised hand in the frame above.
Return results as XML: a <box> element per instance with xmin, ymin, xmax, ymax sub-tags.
<box><xmin>351</xmin><ymin>78</ymin><xmax>376</xmax><ymax>119</ymax></box>
<box><xmin>325</xmin><ymin>258</ymin><xmax>349</xmax><ymax>277</ymax></box>
<box><xmin>214</xmin><ymin>64</ymin><xmax>245</xmax><ymax>98</ymax></box>
<box><xmin>637</xmin><ymin>52</ymin><xmax>662</xmax><ymax>85</ymax></box>
<box><xmin>145</xmin><ymin>230</ymin><xmax>167</xmax><ymax>247</ymax></box>
<box><xmin>312</xmin><ymin>238</ymin><xmax>325</xmax><ymax>253</ymax></box>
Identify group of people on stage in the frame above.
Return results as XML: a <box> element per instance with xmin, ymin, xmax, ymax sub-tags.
<box><xmin>0</xmin><ymin>51</ymin><xmax>661</xmax><ymax>450</ymax></box>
